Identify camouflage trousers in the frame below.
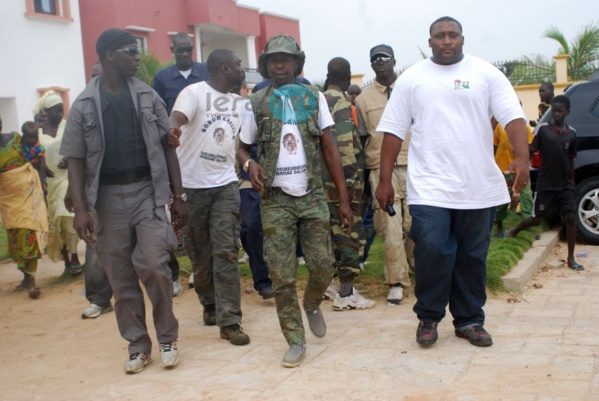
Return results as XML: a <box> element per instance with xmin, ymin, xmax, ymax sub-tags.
<box><xmin>183</xmin><ymin>182</ymin><xmax>242</xmax><ymax>327</ymax></box>
<box><xmin>327</xmin><ymin>196</ymin><xmax>366</xmax><ymax>279</ymax></box>
<box><xmin>369</xmin><ymin>166</ymin><xmax>412</xmax><ymax>288</ymax></box>
<box><xmin>262</xmin><ymin>187</ymin><xmax>334</xmax><ymax>346</ymax></box>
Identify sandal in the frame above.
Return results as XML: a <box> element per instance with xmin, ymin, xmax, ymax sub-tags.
<box><xmin>28</xmin><ymin>287</ymin><xmax>41</xmax><ymax>299</ymax></box>
<box><xmin>568</xmin><ymin>263</ymin><xmax>584</xmax><ymax>271</ymax></box>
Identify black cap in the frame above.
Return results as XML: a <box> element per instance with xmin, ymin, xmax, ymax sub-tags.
<box><xmin>370</xmin><ymin>44</ymin><xmax>394</xmax><ymax>61</ymax></box>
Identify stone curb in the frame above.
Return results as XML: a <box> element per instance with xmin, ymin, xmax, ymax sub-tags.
<box><xmin>501</xmin><ymin>230</ymin><xmax>560</xmax><ymax>293</ymax></box>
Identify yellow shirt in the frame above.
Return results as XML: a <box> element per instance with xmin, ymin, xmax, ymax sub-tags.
<box><xmin>493</xmin><ymin>123</ymin><xmax>533</xmax><ymax>171</ymax></box>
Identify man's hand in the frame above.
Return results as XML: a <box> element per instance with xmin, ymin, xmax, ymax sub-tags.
<box><xmin>338</xmin><ymin>201</ymin><xmax>354</xmax><ymax>233</ymax></box>
<box><xmin>171</xmin><ymin>199</ymin><xmax>188</xmax><ymax>229</ymax></box>
<box><xmin>505</xmin><ymin>157</ymin><xmax>530</xmax><ymax>194</ymax></box>
<box><xmin>248</xmin><ymin>162</ymin><xmax>268</xmax><ymax>192</ymax></box>
<box><xmin>46</xmin><ymin>167</ymin><xmax>55</xmax><ymax>178</ymax></box>
<box><xmin>73</xmin><ymin>211</ymin><xmax>95</xmax><ymax>245</ymax></box>
<box><xmin>375</xmin><ymin>180</ymin><xmax>395</xmax><ymax>215</ymax></box>
<box><xmin>167</xmin><ymin>127</ymin><xmax>182</xmax><ymax>148</ymax></box>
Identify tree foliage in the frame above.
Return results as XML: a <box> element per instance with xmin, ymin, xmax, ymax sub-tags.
<box><xmin>136</xmin><ymin>52</ymin><xmax>172</xmax><ymax>86</ymax></box>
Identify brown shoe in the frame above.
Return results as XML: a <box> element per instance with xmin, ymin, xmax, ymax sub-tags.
<box><xmin>203</xmin><ymin>304</ymin><xmax>216</xmax><ymax>326</ymax></box>
<box><xmin>220</xmin><ymin>324</ymin><xmax>250</xmax><ymax>346</ymax></box>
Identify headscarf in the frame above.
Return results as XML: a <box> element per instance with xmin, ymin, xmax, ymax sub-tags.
<box><xmin>32</xmin><ymin>90</ymin><xmax>63</xmax><ymax>115</ymax></box>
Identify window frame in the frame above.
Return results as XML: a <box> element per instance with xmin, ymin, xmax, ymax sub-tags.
<box><xmin>25</xmin><ymin>0</ymin><xmax>73</xmax><ymax>22</ymax></box>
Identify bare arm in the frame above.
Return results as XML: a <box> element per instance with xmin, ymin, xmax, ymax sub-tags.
<box><xmin>68</xmin><ymin>157</ymin><xmax>95</xmax><ymax>244</ymax></box>
<box><xmin>375</xmin><ymin>133</ymin><xmax>403</xmax><ymax>211</ymax></box>
<box><xmin>237</xmin><ymin>141</ymin><xmax>267</xmax><ymax>192</ymax></box>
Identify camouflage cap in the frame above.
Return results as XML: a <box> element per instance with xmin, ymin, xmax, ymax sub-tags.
<box><xmin>258</xmin><ymin>34</ymin><xmax>306</xmax><ymax>79</ymax></box>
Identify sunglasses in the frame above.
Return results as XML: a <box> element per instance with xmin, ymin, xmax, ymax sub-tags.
<box><xmin>174</xmin><ymin>46</ymin><xmax>193</xmax><ymax>54</ymax></box>
<box><xmin>371</xmin><ymin>56</ymin><xmax>392</xmax><ymax>65</ymax></box>
<box><xmin>113</xmin><ymin>47</ymin><xmax>139</xmax><ymax>56</ymax></box>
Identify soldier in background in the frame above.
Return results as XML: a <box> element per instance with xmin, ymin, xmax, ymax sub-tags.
<box><xmin>322</xmin><ymin>57</ymin><xmax>374</xmax><ymax>311</ymax></box>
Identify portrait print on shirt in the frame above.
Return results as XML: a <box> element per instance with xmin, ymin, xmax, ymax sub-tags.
<box><xmin>283</xmin><ymin>132</ymin><xmax>298</xmax><ymax>155</ymax></box>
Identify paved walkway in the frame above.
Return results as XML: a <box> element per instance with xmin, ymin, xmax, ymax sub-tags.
<box><xmin>0</xmin><ymin>237</ymin><xmax>597</xmax><ymax>401</ymax></box>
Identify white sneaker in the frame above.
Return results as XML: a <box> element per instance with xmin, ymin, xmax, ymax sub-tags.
<box><xmin>387</xmin><ymin>286</ymin><xmax>404</xmax><ymax>305</ymax></box>
<box><xmin>173</xmin><ymin>278</ymin><xmax>183</xmax><ymax>297</ymax></box>
<box><xmin>187</xmin><ymin>273</ymin><xmax>194</xmax><ymax>288</ymax></box>
<box><xmin>297</xmin><ymin>257</ymin><xmax>306</xmax><ymax>266</ymax></box>
<box><xmin>159</xmin><ymin>341</ymin><xmax>179</xmax><ymax>368</ymax></box>
<box><xmin>124</xmin><ymin>352</ymin><xmax>152</xmax><ymax>374</ymax></box>
<box><xmin>81</xmin><ymin>303</ymin><xmax>113</xmax><ymax>319</ymax></box>
<box><xmin>333</xmin><ymin>288</ymin><xmax>376</xmax><ymax>311</ymax></box>
<box><xmin>323</xmin><ymin>280</ymin><xmax>339</xmax><ymax>300</ymax></box>
<box><xmin>238</xmin><ymin>253</ymin><xmax>249</xmax><ymax>264</ymax></box>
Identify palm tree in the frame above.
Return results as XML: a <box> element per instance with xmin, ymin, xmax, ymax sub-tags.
<box><xmin>137</xmin><ymin>52</ymin><xmax>172</xmax><ymax>86</ymax></box>
<box><xmin>543</xmin><ymin>22</ymin><xmax>599</xmax><ymax>81</ymax></box>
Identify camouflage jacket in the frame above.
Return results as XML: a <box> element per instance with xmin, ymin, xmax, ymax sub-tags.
<box><xmin>322</xmin><ymin>86</ymin><xmax>363</xmax><ymax>203</ymax></box>
<box><xmin>249</xmin><ymin>83</ymin><xmax>324</xmax><ymax>199</ymax></box>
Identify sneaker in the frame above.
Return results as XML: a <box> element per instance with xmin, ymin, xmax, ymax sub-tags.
<box><xmin>238</xmin><ymin>253</ymin><xmax>249</xmax><ymax>264</ymax></box>
<box><xmin>416</xmin><ymin>321</ymin><xmax>438</xmax><ymax>346</ymax></box>
<box><xmin>297</xmin><ymin>257</ymin><xmax>306</xmax><ymax>266</ymax></box>
<box><xmin>455</xmin><ymin>324</ymin><xmax>493</xmax><ymax>347</ymax></box>
<box><xmin>173</xmin><ymin>278</ymin><xmax>182</xmax><ymax>297</ymax></box>
<box><xmin>203</xmin><ymin>304</ymin><xmax>216</xmax><ymax>326</ymax></box>
<box><xmin>305</xmin><ymin>308</ymin><xmax>326</xmax><ymax>337</ymax></box>
<box><xmin>187</xmin><ymin>273</ymin><xmax>194</xmax><ymax>288</ymax></box>
<box><xmin>332</xmin><ymin>288</ymin><xmax>376</xmax><ymax>311</ymax></box>
<box><xmin>159</xmin><ymin>341</ymin><xmax>179</xmax><ymax>368</ymax></box>
<box><xmin>281</xmin><ymin>344</ymin><xmax>306</xmax><ymax>368</ymax></box>
<box><xmin>124</xmin><ymin>352</ymin><xmax>152</xmax><ymax>374</ymax></box>
<box><xmin>258</xmin><ymin>286</ymin><xmax>275</xmax><ymax>300</ymax></box>
<box><xmin>220</xmin><ymin>324</ymin><xmax>250</xmax><ymax>346</ymax></box>
<box><xmin>323</xmin><ymin>280</ymin><xmax>339</xmax><ymax>300</ymax></box>
<box><xmin>81</xmin><ymin>303</ymin><xmax>113</xmax><ymax>319</ymax></box>
<box><xmin>387</xmin><ymin>285</ymin><xmax>404</xmax><ymax>305</ymax></box>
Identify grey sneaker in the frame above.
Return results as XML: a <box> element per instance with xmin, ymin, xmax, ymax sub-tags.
<box><xmin>159</xmin><ymin>341</ymin><xmax>179</xmax><ymax>368</ymax></box>
<box><xmin>332</xmin><ymin>288</ymin><xmax>376</xmax><ymax>311</ymax></box>
<box><xmin>124</xmin><ymin>352</ymin><xmax>152</xmax><ymax>374</ymax></box>
<box><xmin>305</xmin><ymin>308</ymin><xmax>326</xmax><ymax>337</ymax></box>
<box><xmin>323</xmin><ymin>280</ymin><xmax>339</xmax><ymax>300</ymax></box>
<box><xmin>81</xmin><ymin>303</ymin><xmax>113</xmax><ymax>319</ymax></box>
<box><xmin>220</xmin><ymin>324</ymin><xmax>250</xmax><ymax>346</ymax></box>
<box><xmin>282</xmin><ymin>345</ymin><xmax>306</xmax><ymax>368</ymax></box>
<box><xmin>173</xmin><ymin>278</ymin><xmax>182</xmax><ymax>297</ymax></box>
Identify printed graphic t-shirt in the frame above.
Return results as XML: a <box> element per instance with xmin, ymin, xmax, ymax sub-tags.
<box><xmin>173</xmin><ymin>81</ymin><xmax>252</xmax><ymax>188</ymax></box>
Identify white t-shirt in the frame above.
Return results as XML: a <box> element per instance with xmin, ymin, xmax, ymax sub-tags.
<box><xmin>173</xmin><ymin>81</ymin><xmax>251</xmax><ymax>188</ymax></box>
<box><xmin>240</xmin><ymin>91</ymin><xmax>334</xmax><ymax>196</ymax></box>
<box><xmin>376</xmin><ymin>54</ymin><xmax>526</xmax><ymax>209</ymax></box>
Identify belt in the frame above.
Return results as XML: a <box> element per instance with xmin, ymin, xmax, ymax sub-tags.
<box><xmin>99</xmin><ymin>170</ymin><xmax>151</xmax><ymax>186</ymax></box>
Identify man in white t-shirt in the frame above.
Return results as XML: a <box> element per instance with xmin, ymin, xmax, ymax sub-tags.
<box><xmin>237</xmin><ymin>35</ymin><xmax>353</xmax><ymax>368</ymax></box>
<box><xmin>169</xmin><ymin>49</ymin><xmax>251</xmax><ymax>347</ymax></box>
<box><xmin>375</xmin><ymin>17</ymin><xmax>530</xmax><ymax>348</ymax></box>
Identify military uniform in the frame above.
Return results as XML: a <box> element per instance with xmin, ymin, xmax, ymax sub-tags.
<box><xmin>322</xmin><ymin>86</ymin><xmax>365</xmax><ymax>278</ymax></box>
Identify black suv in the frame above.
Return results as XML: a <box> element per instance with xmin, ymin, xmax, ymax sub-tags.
<box><xmin>536</xmin><ymin>73</ymin><xmax>599</xmax><ymax>244</ymax></box>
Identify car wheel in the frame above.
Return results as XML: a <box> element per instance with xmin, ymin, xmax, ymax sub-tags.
<box><xmin>574</xmin><ymin>177</ymin><xmax>599</xmax><ymax>245</ymax></box>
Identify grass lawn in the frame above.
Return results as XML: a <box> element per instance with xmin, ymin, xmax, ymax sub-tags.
<box><xmin>177</xmin><ymin>209</ymin><xmax>546</xmax><ymax>296</ymax></box>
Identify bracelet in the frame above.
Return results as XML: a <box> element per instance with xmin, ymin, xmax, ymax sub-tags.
<box><xmin>243</xmin><ymin>159</ymin><xmax>254</xmax><ymax>173</ymax></box>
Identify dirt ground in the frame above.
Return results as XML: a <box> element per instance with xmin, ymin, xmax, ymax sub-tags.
<box><xmin>0</xmin><ymin>241</ymin><xmax>597</xmax><ymax>401</ymax></box>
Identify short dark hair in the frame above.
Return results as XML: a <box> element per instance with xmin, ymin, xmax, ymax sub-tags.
<box><xmin>430</xmin><ymin>16</ymin><xmax>463</xmax><ymax>35</ymax></box>
<box><xmin>541</xmin><ymin>82</ymin><xmax>555</xmax><ymax>92</ymax></box>
<box><xmin>552</xmin><ymin>95</ymin><xmax>570</xmax><ymax>110</ymax></box>
<box><xmin>207</xmin><ymin>49</ymin><xmax>236</xmax><ymax>74</ymax></box>
<box><xmin>172</xmin><ymin>32</ymin><xmax>192</xmax><ymax>45</ymax></box>
<box><xmin>21</xmin><ymin>121</ymin><xmax>38</xmax><ymax>135</ymax></box>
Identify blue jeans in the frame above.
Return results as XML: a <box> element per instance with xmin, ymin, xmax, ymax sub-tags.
<box><xmin>409</xmin><ymin>205</ymin><xmax>494</xmax><ymax>328</ymax></box>
<box><xmin>240</xmin><ymin>188</ymin><xmax>272</xmax><ymax>291</ymax></box>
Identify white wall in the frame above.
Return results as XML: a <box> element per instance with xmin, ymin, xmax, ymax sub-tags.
<box><xmin>0</xmin><ymin>1</ymin><xmax>86</xmax><ymax>132</ymax></box>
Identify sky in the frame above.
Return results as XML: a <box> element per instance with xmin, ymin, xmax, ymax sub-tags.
<box><xmin>238</xmin><ymin>0</ymin><xmax>597</xmax><ymax>83</ymax></box>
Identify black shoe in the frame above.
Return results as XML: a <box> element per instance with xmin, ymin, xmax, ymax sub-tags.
<box><xmin>455</xmin><ymin>325</ymin><xmax>493</xmax><ymax>347</ymax></box>
<box><xmin>416</xmin><ymin>321</ymin><xmax>438</xmax><ymax>346</ymax></box>
<box><xmin>258</xmin><ymin>286</ymin><xmax>275</xmax><ymax>300</ymax></box>
<box><xmin>220</xmin><ymin>324</ymin><xmax>250</xmax><ymax>346</ymax></box>
<box><xmin>203</xmin><ymin>304</ymin><xmax>216</xmax><ymax>326</ymax></box>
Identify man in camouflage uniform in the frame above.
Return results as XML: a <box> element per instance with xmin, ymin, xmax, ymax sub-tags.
<box><xmin>237</xmin><ymin>35</ymin><xmax>353</xmax><ymax>368</ymax></box>
<box><xmin>322</xmin><ymin>57</ymin><xmax>375</xmax><ymax>311</ymax></box>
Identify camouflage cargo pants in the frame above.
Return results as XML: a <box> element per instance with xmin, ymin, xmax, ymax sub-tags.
<box><xmin>262</xmin><ymin>187</ymin><xmax>334</xmax><ymax>346</ymax></box>
<box><xmin>327</xmin><ymin>196</ymin><xmax>365</xmax><ymax>278</ymax></box>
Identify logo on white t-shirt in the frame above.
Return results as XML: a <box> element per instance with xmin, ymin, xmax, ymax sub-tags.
<box><xmin>454</xmin><ymin>79</ymin><xmax>470</xmax><ymax>90</ymax></box>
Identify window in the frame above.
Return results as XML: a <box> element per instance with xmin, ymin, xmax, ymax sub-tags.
<box><xmin>34</xmin><ymin>0</ymin><xmax>56</xmax><ymax>15</ymax></box>
<box><xmin>135</xmin><ymin>37</ymin><xmax>148</xmax><ymax>54</ymax></box>
<box><xmin>25</xmin><ymin>0</ymin><xmax>73</xmax><ymax>22</ymax></box>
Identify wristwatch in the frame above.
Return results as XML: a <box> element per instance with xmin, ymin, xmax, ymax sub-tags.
<box><xmin>243</xmin><ymin>159</ymin><xmax>254</xmax><ymax>173</ymax></box>
<box><xmin>173</xmin><ymin>193</ymin><xmax>187</xmax><ymax>202</ymax></box>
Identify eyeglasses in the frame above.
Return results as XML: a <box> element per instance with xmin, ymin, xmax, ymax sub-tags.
<box><xmin>113</xmin><ymin>47</ymin><xmax>139</xmax><ymax>56</ymax></box>
<box><xmin>371</xmin><ymin>56</ymin><xmax>392</xmax><ymax>65</ymax></box>
<box><xmin>174</xmin><ymin>46</ymin><xmax>193</xmax><ymax>54</ymax></box>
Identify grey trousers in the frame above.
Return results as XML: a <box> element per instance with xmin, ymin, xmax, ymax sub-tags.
<box><xmin>183</xmin><ymin>182</ymin><xmax>242</xmax><ymax>327</ymax></box>
<box><xmin>95</xmin><ymin>179</ymin><xmax>178</xmax><ymax>355</ymax></box>
<box><xmin>85</xmin><ymin>243</ymin><xmax>113</xmax><ymax>307</ymax></box>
